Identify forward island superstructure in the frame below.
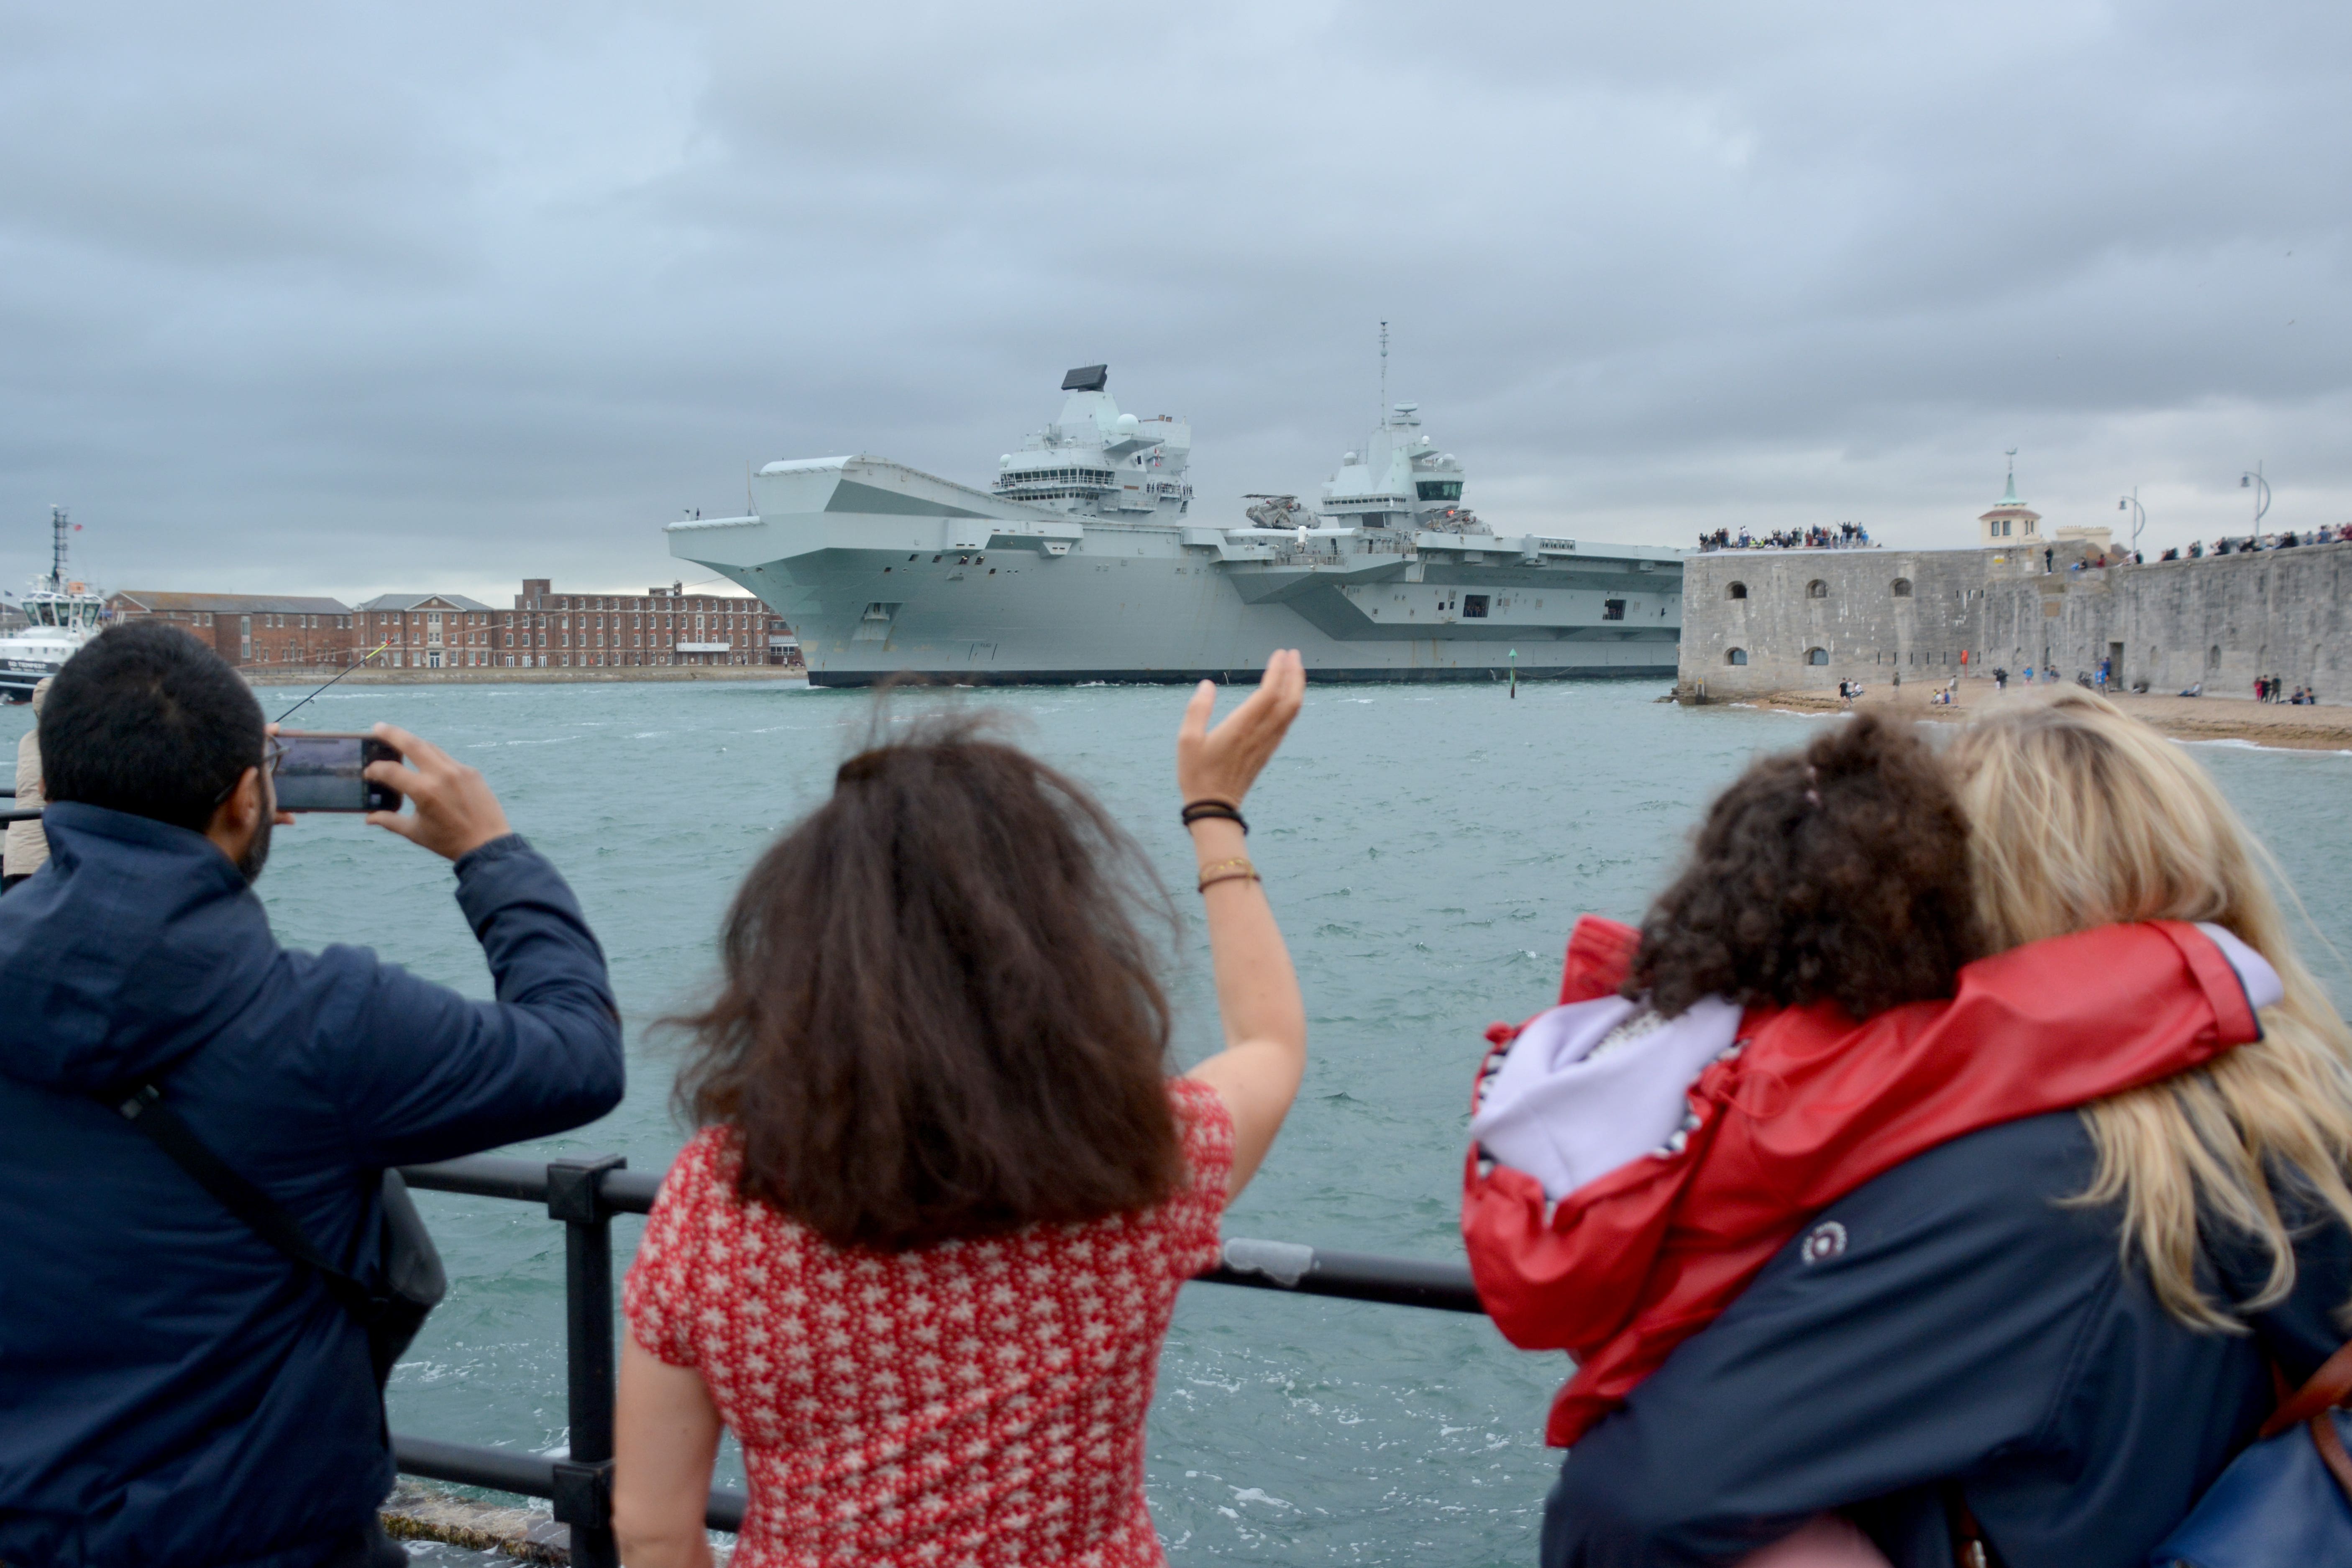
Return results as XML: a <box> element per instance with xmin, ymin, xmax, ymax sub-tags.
<box><xmin>666</xmin><ymin>366</ymin><xmax>1681</xmax><ymax>685</ymax></box>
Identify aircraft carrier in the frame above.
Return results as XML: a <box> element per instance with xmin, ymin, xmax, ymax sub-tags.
<box><xmin>665</xmin><ymin>366</ymin><xmax>1681</xmax><ymax>685</ymax></box>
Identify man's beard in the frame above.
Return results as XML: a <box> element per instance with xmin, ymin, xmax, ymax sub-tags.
<box><xmin>236</xmin><ymin>813</ymin><xmax>273</xmax><ymax>885</ymax></box>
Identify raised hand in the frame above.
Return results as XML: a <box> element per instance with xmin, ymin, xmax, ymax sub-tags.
<box><xmin>363</xmin><ymin>722</ymin><xmax>514</xmax><ymax>862</ymax></box>
<box><xmin>1177</xmin><ymin>649</ymin><xmax>1306</xmax><ymax>808</ymax></box>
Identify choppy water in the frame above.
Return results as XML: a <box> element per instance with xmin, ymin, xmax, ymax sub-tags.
<box><xmin>7</xmin><ymin>679</ymin><xmax>2350</xmax><ymax>1565</ymax></box>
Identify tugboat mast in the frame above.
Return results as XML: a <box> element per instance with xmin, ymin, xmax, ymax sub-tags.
<box><xmin>49</xmin><ymin>506</ymin><xmax>70</xmax><ymax>592</ymax></box>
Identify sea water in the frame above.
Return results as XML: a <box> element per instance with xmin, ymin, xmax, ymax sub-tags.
<box><xmin>6</xmin><ymin>679</ymin><xmax>2349</xmax><ymax>1565</ymax></box>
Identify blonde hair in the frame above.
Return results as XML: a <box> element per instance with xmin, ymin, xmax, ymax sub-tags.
<box><xmin>1948</xmin><ymin>690</ymin><xmax>2352</xmax><ymax>1331</ymax></box>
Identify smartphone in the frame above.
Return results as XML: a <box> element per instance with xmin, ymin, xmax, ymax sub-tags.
<box><xmin>272</xmin><ymin>732</ymin><xmax>404</xmax><ymax>814</ymax></box>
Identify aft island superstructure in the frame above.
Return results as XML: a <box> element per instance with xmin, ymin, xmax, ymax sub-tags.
<box><xmin>665</xmin><ymin>366</ymin><xmax>1681</xmax><ymax>685</ymax></box>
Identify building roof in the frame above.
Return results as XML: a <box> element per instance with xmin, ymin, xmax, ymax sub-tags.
<box><xmin>354</xmin><ymin>593</ymin><xmax>495</xmax><ymax>613</ymax></box>
<box><xmin>111</xmin><ymin>591</ymin><xmax>353</xmax><ymax>614</ymax></box>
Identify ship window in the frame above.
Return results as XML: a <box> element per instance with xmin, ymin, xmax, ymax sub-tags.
<box><xmin>1462</xmin><ymin>594</ymin><xmax>1490</xmax><ymax>618</ymax></box>
<box><xmin>1807</xmin><ymin>647</ymin><xmax>1830</xmax><ymax>665</ymax></box>
<box><xmin>933</xmin><ymin>555</ymin><xmax>942</xmax><ymax>563</ymax></box>
<box><xmin>1603</xmin><ymin>599</ymin><xmax>1626</xmax><ymax>621</ymax></box>
<box><xmin>1415</xmin><ymin>481</ymin><xmax>1464</xmax><ymax>501</ymax></box>
<box><xmin>1727</xmin><ymin>581</ymin><xmax>1747</xmax><ymax>600</ymax></box>
<box><xmin>1727</xmin><ymin>648</ymin><xmax>1748</xmax><ymax>665</ymax></box>
<box><xmin>1891</xmin><ymin>578</ymin><xmax>1912</xmax><ymax>597</ymax></box>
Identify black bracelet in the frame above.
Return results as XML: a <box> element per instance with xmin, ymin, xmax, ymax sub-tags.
<box><xmin>1181</xmin><ymin>800</ymin><xmax>1248</xmax><ymax>834</ymax></box>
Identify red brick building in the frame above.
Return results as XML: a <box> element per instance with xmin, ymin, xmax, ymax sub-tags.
<box><xmin>354</xmin><ymin>594</ymin><xmax>499</xmax><ymax>670</ymax></box>
<box><xmin>490</xmin><ymin>580</ymin><xmax>797</xmax><ymax>669</ymax></box>
<box><xmin>108</xmin><ymin>592</ymin><xmax>358</xmax><ymax>668</ymax></box>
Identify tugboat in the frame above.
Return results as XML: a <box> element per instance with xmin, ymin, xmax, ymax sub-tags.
<box><xmin>1</xmin><ymin>509</ymin><xmax>107</xmax><ymax>702</ymax></box>
<box><xmin>667</xmin><ymin>366</ymin><xmax>1682</xmax><ymax>686</ymax></box>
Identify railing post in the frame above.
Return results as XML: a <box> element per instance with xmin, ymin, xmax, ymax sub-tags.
<box><xmin>547</xmin><ymin>1153</ymin><xmax>626</xmax><ymax>1568</ymax></box>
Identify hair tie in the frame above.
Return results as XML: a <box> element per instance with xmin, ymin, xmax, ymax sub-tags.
<box><xmin>836</xmin><ymin>750</ymin><xmax>887</xmax><ymax>785</ymax></box>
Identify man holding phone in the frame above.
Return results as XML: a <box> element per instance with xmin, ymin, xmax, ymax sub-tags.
<box><xmin>0</xmin><ymin>622</ymin><xmax>624</xmax><ymax>1568</ymax></box>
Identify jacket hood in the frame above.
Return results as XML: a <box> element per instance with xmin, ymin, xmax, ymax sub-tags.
<box><xmin>0</xmin><ymin>802</ymin><xmax>281</xmax><ymax>1092</ymax></box>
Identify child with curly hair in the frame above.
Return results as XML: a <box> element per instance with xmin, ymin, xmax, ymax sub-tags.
<box><xmin>1464</xmin><ymin>713</ymin><xmax>2280</xmax><ymax>1565</ymax></box>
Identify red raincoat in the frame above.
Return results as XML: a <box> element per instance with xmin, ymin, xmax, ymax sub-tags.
<box><xmin>1461</xmin><ymin>916</ymin><xmax>2262</xmax><ymax>1447</ymax></box>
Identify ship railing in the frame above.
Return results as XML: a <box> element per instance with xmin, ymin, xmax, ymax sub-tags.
<box><xmin>392</xmin><ymin>1151</ymin><xmax>1483</xmax><ymax>1567</ymax></box>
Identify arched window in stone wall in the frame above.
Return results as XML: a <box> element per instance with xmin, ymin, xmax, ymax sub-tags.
<box><xmin>2208</xmin><ymin>645</ymin><xmax>2222</xmax><ymax>670</ymax></box>
<box><xmin>1807</xmin><ymin>580</ymin><xmax>1828</xmax><ymax>599</ymax></box>
<box><xmin>1891</xmin><ymin>578</ymin><xmax>1912</xmax><ymax>597</ymax></box>
<box><xmin>1726</xmin><ymin>648</ymin><xmax>1748</xmax><ymax>665</ymax></box>
<box><xmin>1727</xmin><ymin>581</ymin><xmax>1748</xmax><ymax>600</ymax></box>
<box><xmin>1807</xmin><ymin>647</ymin><xmax>1830</xmax><ymax>665</ymax></box>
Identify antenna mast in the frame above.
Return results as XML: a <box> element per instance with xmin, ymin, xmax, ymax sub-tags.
<box><xmin>1379</xmin><ymin>321</ymin><xmax>1389</xmax><ymax>425</ymax></box>
<box><xmin>49</xmin><ymin>506</ymin><xmax>68</xmax><ymax>591</ymax></box>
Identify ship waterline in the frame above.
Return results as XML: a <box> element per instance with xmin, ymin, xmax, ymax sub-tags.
<box><xmin>666</xmin><ymin>374</ymin><xmax>1682</xmax><ymax>686</ymax></box>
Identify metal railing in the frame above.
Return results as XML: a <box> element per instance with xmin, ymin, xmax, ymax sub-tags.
<box><xmin>394</xmin><ymin>1153</ymin><xmax>1483</xmax><ymax>1567</ymax></box>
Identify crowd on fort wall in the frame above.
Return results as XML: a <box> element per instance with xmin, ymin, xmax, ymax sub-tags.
<box><xmin>1679</xmin><ymin>537</ymin><xmax>2352</xmax><ymax>705</ymax></box>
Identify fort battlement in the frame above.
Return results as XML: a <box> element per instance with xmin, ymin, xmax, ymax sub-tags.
<box><xmin>1679</xmin><ymin>540</ymin><xmax>2352</xmax><ymax>705</ymax></box>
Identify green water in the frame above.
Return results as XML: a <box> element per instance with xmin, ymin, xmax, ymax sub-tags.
<box><xmin>7</xmin><ymin>680</ymin><xmax>2349</xmax><ymax>1563</ymax></box>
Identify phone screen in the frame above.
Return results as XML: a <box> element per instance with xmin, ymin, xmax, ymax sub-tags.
<box><xmin>273</xmin><ymin>734</ymin><xmax>398</xmax><ymax>813</ymax></box>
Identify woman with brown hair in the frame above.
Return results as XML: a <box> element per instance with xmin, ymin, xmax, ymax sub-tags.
<box><xmin>612</xmin><ymin>652</ymin><xmax>1308</xmax><ymax>1568</ymax></box>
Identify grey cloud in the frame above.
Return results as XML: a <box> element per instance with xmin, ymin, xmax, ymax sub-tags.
<box><xmin>0</xmin><ymin>0</ymin><xmax>2344</xmax><ymax>607</ymax></box>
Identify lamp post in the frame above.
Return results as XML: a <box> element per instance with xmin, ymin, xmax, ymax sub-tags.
<box><xmin>2116</xmin><ymin>489</ymin><xmax>2145</xmax><ymax>557</ymax></box>
<box><xmin>2240</xmin><ymin>462</ymin><xmax>2271</xmax><ymax>533</ymax></box>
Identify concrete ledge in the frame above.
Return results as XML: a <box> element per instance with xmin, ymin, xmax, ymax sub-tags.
<box><xmin>379</xmin><ymin>1480</ymin><xmax>572</xmax><ymax>1563</ymax></box>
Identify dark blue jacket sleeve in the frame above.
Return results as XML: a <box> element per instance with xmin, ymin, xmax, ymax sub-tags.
<box><xmin>314</xmin><ymin>834</ymin><xmax>625</xmax><ymax>1166</ymax></box>
<box><xmin>1539</xmin><ymin>1115</ymin><xmax>2299</xmax><ymax>1568</ymax></box>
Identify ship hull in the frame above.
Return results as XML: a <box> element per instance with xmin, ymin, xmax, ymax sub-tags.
<box><xmin>669</xmin><ymin>457</ymin><xmax>1681</xmax><ymax>688</ymax></box>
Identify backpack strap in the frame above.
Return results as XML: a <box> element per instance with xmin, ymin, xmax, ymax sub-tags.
<box><xmin>2257</xmin><ymin>1339</ymin><xmax>2352</xmax><ymax>1506</ymax></box>
<box><xmin>105</xmin><ymin>1082</ymin><xmax>388</xmax><ymax>1327</ymax></box>
<box><xmin>2259</xmin><ymin>1340</ymin><xmax>2352</xmax><ymax>1439</ymax></box>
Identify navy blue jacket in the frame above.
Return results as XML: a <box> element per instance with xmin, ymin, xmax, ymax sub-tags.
<box><xmin>0</xmin><ymin>804</ymin><xmax>625</xmax><ymax>1568</ymax></box>
<box><xmin>1540</xmin><ymin>1111</ymin><xmax>2351</xmax><ymax>1567</ymax></box>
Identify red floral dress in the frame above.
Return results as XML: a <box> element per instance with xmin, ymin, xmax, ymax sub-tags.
<box><xmin>623</xmin><ymin>1079</ymin><xmax>1234</xmax><ymax>1568</ymax></box>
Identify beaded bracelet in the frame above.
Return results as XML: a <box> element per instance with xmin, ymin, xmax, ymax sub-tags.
<box><xmin>1197</xmin><ymin>857</ymin><xmax>1261</xmax><ymax>893</ymax></box>
<box><xmin>1181</xmin><ymin>799</ymin><xmax>1249</xmax><ymax>834</ymax></box>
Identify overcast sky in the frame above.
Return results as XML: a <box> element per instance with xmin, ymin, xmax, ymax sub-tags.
<box><xmin>2</xmin><ymin>0</ymin><xmax>2344</xmax><ymax>604</ymax></box>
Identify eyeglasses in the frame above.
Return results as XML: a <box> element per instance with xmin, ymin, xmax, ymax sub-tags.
<box><xmin>212</xmin><ymin>738</ymin><xmax>289</xmax><ymax>807</ymax></box>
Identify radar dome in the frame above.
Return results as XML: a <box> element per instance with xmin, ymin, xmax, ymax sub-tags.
<box><xmin>1000</xmin><ymin>455</ymin><xmax>1013</xmax><ymax>467</ymax></box>
<box><xmin>1343</xmin><ymin>452</ymin><xmax>1359</xmax><ymax>464</ymax></box>
<box><xmin>1115</xmin><ymin>413</ymin><xmax>1140</xmax><ymax>435</ymax></box>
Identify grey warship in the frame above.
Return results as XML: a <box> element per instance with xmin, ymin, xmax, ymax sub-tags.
<box><xmin>665</xmin><ymin>366</ymin><xmax>1681</xmax><ymax>685</ymax></box>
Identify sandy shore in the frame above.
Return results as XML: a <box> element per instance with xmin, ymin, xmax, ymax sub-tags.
<box><xmin>1741</xmin><ymin>679</ymin><xmax>2352</xmax><ymax>752</ymax></box>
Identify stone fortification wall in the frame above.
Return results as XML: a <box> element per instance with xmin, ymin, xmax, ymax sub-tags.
<box><xmin>1681</xmin><ymin>540</ymin><xmax>2352</xmax><ymax>704</ymax></box>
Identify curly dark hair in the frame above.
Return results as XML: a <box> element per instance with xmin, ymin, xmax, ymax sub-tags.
<box><xmin>671</xmin><ymin>712</ymin><xmax>1186</xmax><ymax>1252</ymax></box>
<box><xmin>1625</xmin><ymin>712</ymin><xmax>1981</xmax><ymax>1021</ymax></box>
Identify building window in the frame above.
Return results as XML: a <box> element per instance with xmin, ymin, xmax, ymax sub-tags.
<box><xmin>1602</xmin><ymin>599</ymin><xmax>1626</xmax><ymax>621</ymax></box>
<box><xmin>1462</xmin><ymin>594</ymin><xmax>1490</xmax><ymax>619</ymax></box>
<box><xmin>1891</xmin><ymin>578</ymin><xmax>1913</xmax><ymax>597</ymax></box>
<box><xmin>1727</xmin><ymin>582</ymin><xmax>1747</xmax><ymax>600</ymax></box>
<box><xmin>1727</xmin><ymin>648</ymin><xmax>1748</xmax><ymax>665</ymax></box>
<box><xmin>1807</xmin><ymin>647</ymin><xmax>1830</xmax><ymax>665</ymax></box>
<box><xmin>1807</xmin><ymin>580</ymin><xmax>1828</xmax><ymax>599</ymax></box>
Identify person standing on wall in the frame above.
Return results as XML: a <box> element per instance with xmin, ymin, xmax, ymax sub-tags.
<box><xmin>2</xmin><ymin>676</ymin><xmax>52</xmax><ymax>893</ymax></box>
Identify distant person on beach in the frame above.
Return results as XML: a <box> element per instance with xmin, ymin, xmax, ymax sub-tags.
<box><xmin>613</xmin><ymin>653</ymin><xmax>1310</xmax><ymax>1568</ymax></box>
<box><xmin>0</xmin><ymin>622</ymin><xmax>624</xmax><ymax>1568</ymax></box>
<box><xmin>1465</xmin><ymin>710</ymin><xmax>2285</xmax><ymax>1566</ymax></box>
<box><xmin>1992</xmin><ymin>667</ymin><xmax>2007</xmax><ymax>691</ymax></box>
<box><xmin>2</xmin><ymin>676</ymin><xmax>52</xmax><ymax>892</ymax></box>
<box><xmin>1521</xmin><ymin>692</ymin><xmax>2347</xmax><ymax>1568</ymax></box>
